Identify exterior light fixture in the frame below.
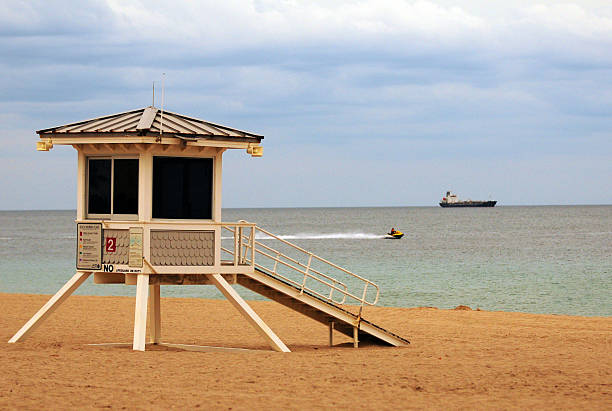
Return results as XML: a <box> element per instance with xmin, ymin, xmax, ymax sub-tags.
<box><xmin>36</xmin><ymin>141</ymin><xmax>53</xmax><ymax>151</ymax></box>
<box><xmin>247</xmin><ymin>144</ymin><xmax>263</xmax><ymax>157</ymax></box>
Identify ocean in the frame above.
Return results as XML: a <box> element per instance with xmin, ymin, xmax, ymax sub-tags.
<box><xmin>1</xmin><ymin>206</ymin><xmax>610</xmax><ymax>316</ymax></box>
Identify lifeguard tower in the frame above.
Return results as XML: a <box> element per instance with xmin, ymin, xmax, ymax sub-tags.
<box><xmin>9</xmin><ymin>106</ymin><xmax>409</xmax><ymax>352</ymax></box>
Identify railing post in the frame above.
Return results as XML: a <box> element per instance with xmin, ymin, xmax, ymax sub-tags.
<box><xmin>249</xmin><ymin>226</ymin><xmax>255</xmax><ymax>268</ymax></box>
<box><xmin>358</xmin><ymin>283</ymin><xmax>369</xmax><ymax>320</ymax></box>
<box><xmin>360</xmin><ymin>283</ymin><xmax>368</xmax><ymax>305</ymax></box>
<box><xmin>300</xmin><ymin>254</ymin><xmax>313</xmax><ymax>295</ymax></box>
<box><xmin>233</xmin><ymin>225</ymin><xmax>239</xmax><ymax>266</ymax></box>
<box><xmin>238</xmin><ymin>225</ymin><xmax>244</xmax><ymax>264</ymax></box>
<box><xmin>273</xmin><ymin>251</ymin><xmax>281</xmax><ymax>275</ymax></box>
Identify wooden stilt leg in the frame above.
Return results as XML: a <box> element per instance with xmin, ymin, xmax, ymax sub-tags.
<box><xmin>329</xmin><ymin>321</ymin><xmax>334</xmax><ymax>347</ymax></box>
<box><xmin>9</xmin><ymin>272</ymin><xmax>91</xmax><ymax>343</ymax></box>
<box><xmin>147</xmin><ymin>284</ymin><xmax>161</xmax><ymax>344</ymax></box>
<box><xmin>353</xmin><ymin>326</ymin><xmax>359</xmax><ymax>348</ymax></box>
<box><xmin>132</xmin><ymin>274</ymin><xmax>149</xmax><ymax>351</ymax></box>
<box><xmin>209</xmin><ymin>273</ymin><xmax>290</xmax><ymax>353</ymax></box>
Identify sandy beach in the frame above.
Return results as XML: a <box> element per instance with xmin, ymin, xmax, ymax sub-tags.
<box><xmin>1</xmin><ymin>293</ymin><xmax>610</xmax><ymax>409</ymax></box>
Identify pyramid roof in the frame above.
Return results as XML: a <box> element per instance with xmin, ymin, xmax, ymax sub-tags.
<box><xmin>37</xmin><ymin>106</ymin><xmax>263</xmax><ymax>143</ymax></box>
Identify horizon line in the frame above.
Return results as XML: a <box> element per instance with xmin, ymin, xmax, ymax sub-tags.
<box><xmin>1</xmin><ymin>203</ymin><xmax>611</xmax><ymax>212</ymax></box>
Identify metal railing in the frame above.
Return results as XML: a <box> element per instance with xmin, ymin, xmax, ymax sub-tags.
<box><xmin>220</xmin><ymin>221</ymin><xmax>257</xmax><ymax>268</ymax></box>
<box><xmin>222</xmin><ymin>223</ymin><xmax>380</xmax><ymax>310</ymax></box>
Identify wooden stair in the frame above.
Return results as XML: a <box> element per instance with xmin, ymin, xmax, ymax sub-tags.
<box><xmin>236</xmin><ymin>268</ymin><xmax>409</xmax><ymax>346</ymax></box>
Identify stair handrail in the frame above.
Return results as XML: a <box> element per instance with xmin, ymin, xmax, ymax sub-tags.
<box><xmin>222</xmin><ymin>225</ymin><xmax>350</xmax><ymax>305</ymax></box>
<box><xmin>249</xmin><ymin>238</ymin><xmax>348</xmax><ymax>291</ymax></box>
<box><xmin>255</xmin><ymin>226</ymin><xmax>380</xmax><ymax>304</ymax></box>
<box><xmin>250</xmin><ymin>245</ymin><xmax>350</xmax><ymax>305</ymax></box>
<box><xmin>223</xmin><ymin>224</ymin><xmax>380</xmax><ymax>307</ymax></box>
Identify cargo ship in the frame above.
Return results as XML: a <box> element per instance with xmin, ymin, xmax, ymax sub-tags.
<box><xmin>439</xmin><ymin>191</ymin><xmax>496</xmax><ymax>207</ymax></box>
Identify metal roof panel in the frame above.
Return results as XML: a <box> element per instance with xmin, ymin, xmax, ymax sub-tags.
<box><xmin>136</xmin><ymin>107</ymin><xmax>158</xmax><ymax>130</ymax></box>
<box><xmin>37</xmin><ymin>106</ymin><xmax>263</xmax><ymax>141</ymax></box>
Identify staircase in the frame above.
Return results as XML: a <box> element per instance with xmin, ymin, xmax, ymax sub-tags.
<box><xmin>223</xmin><ymin>224</ymin><xmax>409</xmax><ymax>347</ymax></box>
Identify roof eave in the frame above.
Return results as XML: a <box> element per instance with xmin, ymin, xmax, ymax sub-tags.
<box><xmin>37</xmin><ymin>134</ymin><xmax>261</xmax><ymax>150</ymax></box>
<box><xmin>38</xmin><ymin>131</ymin><xmax>263</xmax><ymax>143</ymax></box>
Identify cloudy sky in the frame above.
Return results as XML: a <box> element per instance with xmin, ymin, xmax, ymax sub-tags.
<box><xmin>1</xmin><ymin>0</ymin><xmax>611</xmax><ymax>209</ymax></box>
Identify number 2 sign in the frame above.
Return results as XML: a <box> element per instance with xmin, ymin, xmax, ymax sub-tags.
<box><xmin>105</xmin><ymin>237</ymin><xmax>117</xmax><ymax>253</ymax></box>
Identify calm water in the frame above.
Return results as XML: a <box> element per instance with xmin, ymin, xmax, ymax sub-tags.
<box><xmin>1</xmin><ymin>206</ymin><xmax>610</xmax><ymax>316</ymax></box>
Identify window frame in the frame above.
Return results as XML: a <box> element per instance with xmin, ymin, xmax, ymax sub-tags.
<box><xmin>86</xmin><ymin>156</ymin><xmax>140</xmax><ymax>221</ymax></box>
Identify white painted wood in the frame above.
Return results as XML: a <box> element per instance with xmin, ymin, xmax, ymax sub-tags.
<box><xmin>213</xmin><ymin>149</ymin><xmax>224</xmax><ymax>222</ymax></box>
<box><xmin>89</xmin><ymin>262</ymin><xmax>256</xmax><ymax>276</ymax></box>
<box><xmin>8</xmin><ymin>272</ymin><xmax>91</xmax><ymax>343</ymax></box>
<box><xmin>329</xmin><ymin>321</ymin><xmax>334</xmax><ymax>347</ymax></box>
<box><xmin>76</xmin><ymin>150</ymin><xmax>86</xmax><ymax>220</ymax></box>
<box><xmin>49</xmin><ymin>136</ymin><xmax>252</xmax><ymax>149</ymax></box>
<box><xmin>79</xmin><ymin>144</ymin><xmax>150</xmax><ymax>156</ymax></box>
<box><xmin>145</xmin><ymin>265</ymin><xmax>254</xmax><ymax>275</ymax></box>
<box><xmin>148</xmin><ymin>284</ymin><xmax>161</xmax><ymax>344</ymax></box>
<box><xmin>214</xmin><ymin>226</ymin><xmax>221</xmax><ymax>269</ymax></box>
<box><xmin>149</xmin><ymin>145</ymin><xmax>219</xmax><ymax>157</ymax></box>
<box><xmin>244</xmin><ymin>269</ymin><xmax>357</xmax><ymax>322</ymax></box>
<box><xmin>213</xmin><ymin>151</ymin><xmax>223</xmax><ymax>269</ymax></box>
<box><xmin>209</xmin><ymin>273</ymin><xmax>290</xmax><ymax>353</ymax></box>
<box><xmin>140</xmin><ymin>153</ymin><xmax>152</xmax><ymax>276</ymax></box>
<box><xmin>132</xmin><ymin>274</ymin><xmax>150</xmax><ymax>351</ymax></box>
<box><xmin>353</xmin><ymin>326</ymin><xmax>359</xmax><ymax>348</ymax></box>
<box><xmin>139</xmin><ymin>152</ymin><xmax>153</xmax><ymax>222</ymax></box>
<box><xmin>73</xmin><ymin>220</ymin><xmax>255</xmax><ymax>229</ymax></box>
<box><xmin>241</xmin><ymin>270</ymin><xmax>409</xmax><ymax>347</ymax></box>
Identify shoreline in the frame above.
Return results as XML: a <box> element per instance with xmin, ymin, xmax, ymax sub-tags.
<box><xmin>1</xmin><ymin>293</ymin><xmax>610</xmax><ymax>409</ymax></box>
<box><xmin>3</xmin><ymin>292</ymin><xmax>610</xmax><ymax>319</ymax></box>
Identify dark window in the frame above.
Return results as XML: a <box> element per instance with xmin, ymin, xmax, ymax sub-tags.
<box><xmin>113</xmin><ymin>159</ymin><xmax>139</xmax><ymax>214</ymax></box>
<box><xmin>153</xmin><ymin>157</ymin><xmax>213</xmax><ymax>219</ymax></box>
<box><xmin>87</xmin><ymin>158</ymin><xmax>139</xmax><ymax>216</ymax></box>
<box><xmin>88</xmin><ymin>159</ymin><xmax>111</xmax><ymax>214</ymax></box>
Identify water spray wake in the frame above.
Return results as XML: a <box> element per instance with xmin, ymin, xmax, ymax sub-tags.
<box><xmin>223</xmin><ymin>232</ymin><xmax>384</xmax><ymax>240</ymax></box>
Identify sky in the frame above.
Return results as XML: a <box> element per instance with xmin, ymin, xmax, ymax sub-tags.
<box><xmin>1</xmin><ymin>0</ymin><xmax>611</xmax><ymax>209</ymax></box>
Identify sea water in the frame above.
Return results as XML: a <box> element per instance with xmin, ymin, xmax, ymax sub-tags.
<box><xmin>0</xmin><ymin>206</ymin><xmax>610</xmax><ymax>316</ymax></box>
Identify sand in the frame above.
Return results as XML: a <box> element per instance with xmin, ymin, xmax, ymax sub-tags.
<box><xmin>1</xmin><ymin>293</ymin><xmax>610</xmax><ymax>410</ymax></box>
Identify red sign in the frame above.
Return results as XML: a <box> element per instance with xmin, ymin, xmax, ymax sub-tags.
<box><xmin>105</xmin><ymin>237</ymin><xmax>117</xmax><ymax>253</ymax></box>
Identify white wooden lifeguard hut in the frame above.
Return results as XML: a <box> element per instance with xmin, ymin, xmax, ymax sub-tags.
<box><xmin>10</xmin><ymin>106</ymin><xmax>409</xmax><ymax>352</ymax></box>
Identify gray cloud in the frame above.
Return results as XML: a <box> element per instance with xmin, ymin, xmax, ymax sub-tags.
<box><xmin>1</xmin><ymin>0</ymin><xmax>611</xmax><ymax>208</ymax></box>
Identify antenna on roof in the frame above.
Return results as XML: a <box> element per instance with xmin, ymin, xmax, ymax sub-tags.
<box><xmin>152</xmin><ymin>81</ymin><xmax>155</xmax><ymax>107</ymax></box>
<box><xmin>160</xmin><ymin>73</ymin><xmax>165</xmax><ymax>136</ymax></box>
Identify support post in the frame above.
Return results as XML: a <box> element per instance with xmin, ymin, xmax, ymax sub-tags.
<box><xmin>329</xmin><ymin>321</ymin><xmax>334</xmax><ymax>347</ymax></box>
<box><xmin>133</xmin><ymin>274</ymin><xmax>149</xmax><ymax>351</ymax></box>
<box><xmin>9</xmin><ymin>272</ymin><xmax>91</xmax><ymax>343</ymax></box>
<box><xmin>353</xmin><ymin>326</ymin><xmax>359</xmax><ymax>348</ymax></box>
<box><xmin>209</xmin><ymin>273</ymin><xmax>290</xmax><ymax>352</ymax></box>
<box><xmin>148</xmin><ymin>283</ymin><xmax>161</xmax><ymax>344</ymax></box>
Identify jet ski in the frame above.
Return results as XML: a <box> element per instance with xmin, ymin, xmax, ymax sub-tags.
<box><xmin>385</xmin><ymin>230</ymin><xmax>404</xmax><ymax>239</ymax></box>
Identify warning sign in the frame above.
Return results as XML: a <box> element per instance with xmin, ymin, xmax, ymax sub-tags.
<box><xmin>76</xmin><ymin>223</ymin><xmax>102</xmax><ymax>270</ymax></box>
<box><xmin>129</xmin><ymin>227</ymin><xmax>143</xmax><ymax>268</ymax></box>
